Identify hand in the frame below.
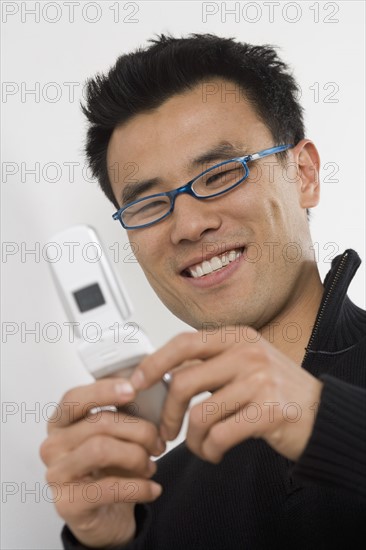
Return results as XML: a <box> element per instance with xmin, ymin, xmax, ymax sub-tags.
<box><xmin>130</xmin><ymin>328</ymin><xmax>323</xmax><ymax>463</ymax></box>
<box><xmin>40</xmin><ymin>377</ymin><xmax>165</xmax><ymax>548</ymax></box>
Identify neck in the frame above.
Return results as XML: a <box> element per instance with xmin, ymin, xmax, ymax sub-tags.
<box><xmin>259</xmin><ymin>262</ymin><xmax>324</xmax><ymax>366</ymax></box>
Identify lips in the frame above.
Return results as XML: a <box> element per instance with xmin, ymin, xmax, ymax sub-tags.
<box><xmin>181</xmin><ymin>247</ymin><xmax>244</xmax><ymax>279</ymax></box>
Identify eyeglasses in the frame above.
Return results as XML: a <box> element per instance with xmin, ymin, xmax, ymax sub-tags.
<box><xmin>112</xmin><ymin>144</ymin><xmax>293</xmax><ymax>229</ymax></box>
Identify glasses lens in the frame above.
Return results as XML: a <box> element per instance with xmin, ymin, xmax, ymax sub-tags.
<box><xmin>193</xmin><ymin>161</ymin><xmax>246</xmax><ymax>197</ymax></box>
<box><xmin>122</xmin><ymin>195</ymin><xmax>171</xmax><ymax>228</ymax></box>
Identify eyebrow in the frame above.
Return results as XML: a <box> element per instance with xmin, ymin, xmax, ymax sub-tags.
<box><xmin>190</xmin><ymin>141</ymin><xmax>249</xmax><ymax>167</ymax></box>
<box><xmin>120</xmin><ymin>141</ymin><xmax>249</xmax><ymax>206</ymax></box>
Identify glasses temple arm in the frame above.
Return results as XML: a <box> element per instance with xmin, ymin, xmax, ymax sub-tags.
<box><xmin>247</xmin><ymin>144</ymin><xmax>293</xmax><ymax>162</ymax></box>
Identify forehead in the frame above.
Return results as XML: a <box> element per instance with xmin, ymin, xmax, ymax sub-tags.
<box><xmin>107</xmin><ymin>79</ymin><xmax>271</xmax><ymax>193</ymax></box>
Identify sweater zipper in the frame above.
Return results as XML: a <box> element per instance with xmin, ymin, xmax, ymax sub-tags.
<box><xmin>301</xmin><ymin>251</ymin><xmax>349</xmax><ymax>368</ymax></box>
<box><xmin>286</xmin><ymin>252</ymin><xmax>350</xmax><ymax>490</ymax></box>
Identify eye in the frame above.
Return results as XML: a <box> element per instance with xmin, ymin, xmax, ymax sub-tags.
<box><xmin>136</xmin><ymin>200</ymin><xmax>166</xmax><ymax>213</ymax></box>
<box><xmin>126</xmin><ymin>198</ymin><xmax>169</xmax><ymax>222</ymax></box>
<box><xmin>204</xmin><ymin>165</ymin><xmax>243</xmax><ymax>188</ymax></box>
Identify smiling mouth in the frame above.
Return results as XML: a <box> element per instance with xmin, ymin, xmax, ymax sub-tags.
<box><xmin>182</xmin><ymin>247</ymin><xmax>244</xmax><ymax>279</ymax></box>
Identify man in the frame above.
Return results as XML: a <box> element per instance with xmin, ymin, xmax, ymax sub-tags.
<box><xmin>40</xmin><ymin>34</ymin><xmax>366</xmax><ymax>549</ymax></box>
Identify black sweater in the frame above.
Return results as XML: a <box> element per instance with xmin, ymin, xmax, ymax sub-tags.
<box><xmin>62</xmin><ymin>249</ymin><xmax>366</xmax><ymax>550</ymax></box>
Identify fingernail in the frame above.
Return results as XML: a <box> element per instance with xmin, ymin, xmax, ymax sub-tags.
<box><xmin>115</xmin><ymin>381</ymin><xmax>135</xmax><ymax>396</ymax></box>
<box><xmin>150</xmin><ymin>482</ymin><xmax>163</xmax><ymax>498</ymax></box>
<box><xmin>130</xmin><ymin>369</ymin><xmax>145</xmax><ymax>390</ymax></box>
<box><xmin>154</xmin><ymin>437</ymin><xmax>166</xmax><ymax>455</ymax></box>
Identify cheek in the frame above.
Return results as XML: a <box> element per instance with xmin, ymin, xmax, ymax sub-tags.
<box><xmin>131</xmin><ymin>232</ymin><xmax>173</xmax><ymax>297</ymax></box>
<box><xmin>129</xmin><ymin>229</ymin><xmax>162</xmax><ymax>266</ymax></box>
<box><xmin>228</xmin><ymin>181</ymin><xmax>279</xmax><ymax>233</ymax></box>
<box><xmin>265</xmin><ymin>197</ymin><xmax>284</xmax><ymax>225</ymax></box>
<box><xmin>258</xmin><ymin>199</ymin><xmax>296</xmax><ymax>250</ymax></box>
<box><xmin>252</xmin><ymin>176</ymin><xmax>298</xmax><ymax>233</ymax></box>
<box><xmin>134</xmin><ymin>249</ymin><xmax>159</xmax><ymax>281</ymax></box>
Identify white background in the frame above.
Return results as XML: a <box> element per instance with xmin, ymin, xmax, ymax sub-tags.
<box><xmin>1</xmin><ymin>1</ymin><xmax>365</xmax><ymax>548</ymax></box>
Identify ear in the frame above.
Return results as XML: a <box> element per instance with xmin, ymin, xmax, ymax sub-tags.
<box><xmin>292</xmin><ymin>139</ymin><xmax>320</xmax><ymax>209</ymax></box>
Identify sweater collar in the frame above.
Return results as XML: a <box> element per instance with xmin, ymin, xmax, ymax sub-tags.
<box><xmin>303</xmin><ymin>249</ymin><xmax>364</xmax><ymax>358</ymax></box>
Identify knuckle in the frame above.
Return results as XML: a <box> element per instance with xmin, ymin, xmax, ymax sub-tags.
<box><xmin>251</xmin><ymin>369</ymin><xmax>271</xmax><ymax>386</ymax></box>
<box><xmin>39</xmin><ymin>433</ymin><xmax>59</xmax><ymax>465</ymax></box>
<box><xmin>54</xmin><ymin>490</ymin><xmax>78</xmax><ymax>519</ymax></box>
<box><xmin>39</xmin><ymin>438</ymin><xmax>51</xmax><ymax>465</ymax></box>
<box><xmin>249</xmin><ymin>369</ymin><xmax>278</xmax><ymax>400</ymax></box>
<box><xmin>96</xmin><ymin>411</ymin><xmax>113</xmax><ymax>432</ymax></box>
<box><xmin>59</xmin><ymin>383</ymin><xmax>90</xmax><ymax>410</ymax></box>
<box><xmin>169</xmin><ymin>371</ymin><xmax>190</xmax><ymax>399</ymax></box>
<box><xmin>88</xmin><ymin>436</ymin><xmax>110</xmax><ymax>466</ymax></box>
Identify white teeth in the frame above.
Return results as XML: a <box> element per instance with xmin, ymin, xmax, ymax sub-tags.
<box><xmin>221</xmin><ymin>254</ymin><xmax>230</xmax><ymax>266</ymax></box>
<box><xmin>202</xmin><ymin>261</ymin><xmax>213</xmax><ymax>275</ymax></box>
<box><xmin>187</xmin><ymin>248</ymin><xmax>243</xmax><ymax>278</ymax></box>
<box><xmin>228</xmin><ymin>250</ymin><xmax>236</xmax><ymax>262</ymax></box>
<box><xmin>210</xmin><ymin>256</ymin><xmax>222</xmax><ymax>270</ymax></box>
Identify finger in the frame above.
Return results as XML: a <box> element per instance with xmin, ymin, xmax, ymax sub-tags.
<box><xmin>41</xmin><ymin>411</ymin><xmax>165</xmax><ymax>467</ymax></box>
<box><xmin>54</xmin><ymin>477</ymin><xmax>162</xmax><ymax>520</ymax></box>
<box><xmin>158</xmin><ymin>358</ymin><xmax>228</xmax><ymax>441</ymax></box>
<box><xmin>49</xmin><ymin>436</ymin><xmax>156</xmax><ymax>483</ymax></box>
<box><xmin>200</xmin><ymin>413</ymin><xmax>255</xmax><ymax>463</ymax></box>
<box><xmin>185</xmin><ymin>377</ymin><xmax>259</xmax><ymax>458</ymax></box>
<box><xmin>130</xmin><ymin>330</ymin><xmax>243</xmax><ymax>390</ymax></box>
<box><xmin>190</xmin><ymin>400</ymin><xmax>267</xmax><ymax>464</ymax></box>
<box><xmin>159</xmin><ymin>348</ymin><xmax>261</xmax><ymax>441</ymax></box>
<box><xmin>48</xmin><ymin>378</ymin><xmax>136</xmax><ymax>430</ymax></box>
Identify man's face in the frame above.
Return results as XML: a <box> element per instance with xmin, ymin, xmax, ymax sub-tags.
<box><xmin>107</xmin><ymin>79</ymin><xmax>313</xmax><ymax>330</ymax></box>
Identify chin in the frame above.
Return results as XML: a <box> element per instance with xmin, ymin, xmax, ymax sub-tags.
<box><xmin>191</xmin><ymin>311</ymin><xmax>245</xmax><ymax>331</ymax></box>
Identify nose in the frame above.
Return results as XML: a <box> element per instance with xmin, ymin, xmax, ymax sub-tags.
<box><xmin>169</xmin><ymin>193</ymin><xmax>222</xmax><ymax>245</ymax></box>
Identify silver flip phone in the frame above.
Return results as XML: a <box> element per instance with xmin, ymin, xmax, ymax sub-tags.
<box><xmin>46</xmin><ymin>224</ymin><xmax>169</xmax><ymax>427</ymax></box>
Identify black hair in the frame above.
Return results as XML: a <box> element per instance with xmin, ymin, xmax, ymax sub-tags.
<box><xmin>81</xmin><ymin>33</ymin><xmax>305</xmax><ymax>209</ymax></box>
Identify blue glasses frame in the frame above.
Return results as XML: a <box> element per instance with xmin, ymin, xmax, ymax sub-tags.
<box><xmin>113</xmin><ymin>144</ymin><xmax>293</xmax><ymax>229</ymax></box>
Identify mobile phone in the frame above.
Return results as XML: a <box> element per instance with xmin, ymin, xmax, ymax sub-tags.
<box><xmin>46</xmin><ymin>224</ymin><xmax>169</xmax><ymax>426</ymax></box>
